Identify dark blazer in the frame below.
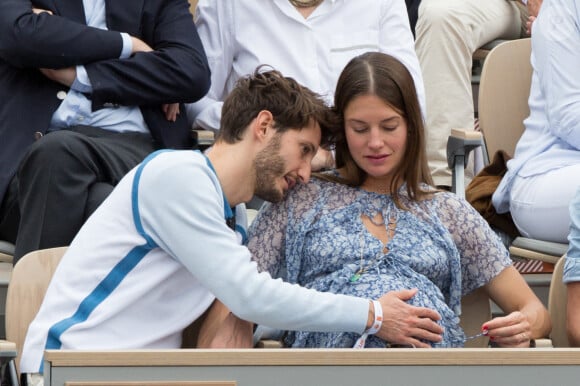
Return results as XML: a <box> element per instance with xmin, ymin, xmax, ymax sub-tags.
<box><xmin>0</xmin><ymin>0</ymin><xmax>211</xmax><ymax>203</ymax></box>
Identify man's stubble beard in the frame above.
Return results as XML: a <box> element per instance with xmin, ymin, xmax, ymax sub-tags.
<box><xmin>253</xmin><ymin>134</ymin><xmax>286</xmax><ymax>203</ymax></box>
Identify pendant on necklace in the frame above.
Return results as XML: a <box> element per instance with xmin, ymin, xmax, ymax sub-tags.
<box><xmin>350</xmin><ymin>268</ymin><xmax>365</xmax><ymax>283</ymax></box>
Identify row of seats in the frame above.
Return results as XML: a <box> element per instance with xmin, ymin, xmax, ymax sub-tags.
<box><xmin>449</xmin><ymin>38</ymin><xmax>569</xmax><ymax>268</ymax></box>
<box><xmin>0</xmin><ymin>20</ymin><xmax>570</xmax><ymax>386</ymax></box>
<box><xmin>0</xmin><ymin>244</ymin><xmax>570</xmax><ymax>386</ymax></box>
<box><xmin>447</xmin><ymin>38</ymin><xmax>570</xmax><ymax>345</ymax></box>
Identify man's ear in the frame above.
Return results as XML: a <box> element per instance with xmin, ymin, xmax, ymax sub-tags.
<box><xmin>253</xmin><ymin>110</ymin><xmax>274</xmax><ymax>142</ymax></box>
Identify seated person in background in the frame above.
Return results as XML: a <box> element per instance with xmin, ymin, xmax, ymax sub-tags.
<box><xmin>20</xmin><ymin>69</ymin><xmax>443</xmax><ymax>377</ymax></box>
<box><xmin>493</xmin><ymin>0</ymin><xmax>579</xmax><ymax>244</ymax></box>
<box><xmin>246</xmin><ymin>52</ymin><xmax>550</xmax><ymax>348</ymax></box>
<box><xmin>0</xmin><ymin>0</ymin><xmax>210</xmax><ymax>263</ymax></box>
<box><xmin>415</xmin><ymin>0</ymin><xmax>529</xmax><ymax>187</ymax></box>
<box><xmin>187</xmin><ymin>0</ymin><xmax>424</xmax><ymax>171</ymax></box>
<box><xmin>564</xmin><ymin>186</ymin><xmax>580</xmax><ymax>346</ymax></box>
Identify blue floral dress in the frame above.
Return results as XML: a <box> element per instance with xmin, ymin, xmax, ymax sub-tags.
<box><xmin>247</xmin><ymin>174</ymin><xmax>511</xmax><ymax>348</ymax></box>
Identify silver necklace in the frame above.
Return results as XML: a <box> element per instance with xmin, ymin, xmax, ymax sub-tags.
<box><xmin>289</xmin><ymin>0</ymin><xmax>324</xmax><ymax>8</ymax></box>
<box><xmin>350</xmin><ymin>214</ymin><xmax>397</xmax><ymax>283</ymax></box>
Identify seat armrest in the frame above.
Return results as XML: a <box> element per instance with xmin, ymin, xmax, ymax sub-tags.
<box><xmin>191</xmin><ymin>129</ymin><xmax>215</xmax><ymax>150</ymax></box>
<box><xmin>446</xmin><ymin>129</ymin><xmax>484</xmax><ymax>169</ymax></box>
<box><xmin>0</xmin><ymin>340</ymin><xmax>17</xmax><ymax>362</ymax></box>
<box><xmin>509</xmin><ymin>237</ymin><xmax>568</xmax><ymax>264</ymax></box>
<box><xmin>0</xmin><ymin>241</ymin><xmax>14</xmax><ymax>264</ymax></box>
<box><xmin>0</xmin><ymin>340</ymin><xmax>18</xmax><ymax>383</ymax></box>
<box><xmin>511</xmin><ymin>237</ymin><xmax>568</xmax><ymax>258</ymax></box>
<box><xmin>255</xmin><ymin>339</ymin><xmax>284</xmax><ymax>349</ymax></box>
<box><xmin>533</xmin><ymin>338</ymin><xmax>553</xmax><ymax>348</ymax></box>
<box><xmin>446</xmin><ymin>129</ymin><xmax>485</xmax><ymax>196</ymax></box>
<box><xmin>253</xmin><ymin>325</ymin><xmax>285</xmax><ymax>347</ymax></box>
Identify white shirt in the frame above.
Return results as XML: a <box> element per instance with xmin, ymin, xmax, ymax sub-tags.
<box><xmin>186</xmin><ymin>0</ymin><xmax>425</xmax><ymax>131</ymax></box>
<box><xmin>49</xmin><ymin>0</ymin><xmax>147</xmax><ymax>134</ymax></box>
<box><xmin>492</xmin><ymin>0</ymin><xmax>580</xmax><ymax>213</ymax></box>
<box><xmin>20</xmin><ymin>150</ymin><xmax>369</xmax><ymax>374</ymax></box>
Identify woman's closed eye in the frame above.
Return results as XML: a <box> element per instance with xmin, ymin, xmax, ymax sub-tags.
<box><xmin>350</xmin><ymin>124</ymin><xmax>369</xmax><ymax>133</ymax></box>
<box><xmin>381</xmin><ymin>125</ymin><xmax>398</xmax><ymax>132</ymax></box>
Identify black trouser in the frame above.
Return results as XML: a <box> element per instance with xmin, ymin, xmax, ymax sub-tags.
<box><xmin>0</xmin><ymin>177</ymin><xmax>19</xmax><ymax>245</ymax></box>
<box><xmin>0</xmin><ymin>126</ymin><xmax>156</xmax><ymax>264</ymax></box>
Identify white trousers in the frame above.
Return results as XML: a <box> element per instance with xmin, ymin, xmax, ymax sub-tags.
<box><xmin>510</xmin><ymin>164</ymin><xmax>580</xmax><ymax>244</ymax></box>
<box><xmin>415</xmin><ymin>0</ymin><xmax>522</xmax><ymax>186</ymax></box>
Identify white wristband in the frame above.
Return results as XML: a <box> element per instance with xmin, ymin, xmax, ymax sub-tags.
<box><xmin>353</xmin><ymin>300</ymin><xmax>383</xmax><ymax>349</ymax></box>
<box><xmin>366</xmin><ymin>300</ymin><xmax>383</xmax><ymax>334</ymax></box>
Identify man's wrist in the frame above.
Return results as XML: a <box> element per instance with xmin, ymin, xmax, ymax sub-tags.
<box><xmin>366</xmin><ymin>300</ymin><xmax>375</xmax><ymax>330</ymax></box>
<box><xmin>365</xmin><ymin>300</ymin><xmax>383</xmax><ymax>334</ymax></box>
<box><xmin>120</xmin><ymin>32</ymin><xmax>133</xmax><ymax>59</ymax></box>
<box><xmin>354</xmin><ymin>301</ymin><xmax>383</xmax><ymax>349</ymax></box>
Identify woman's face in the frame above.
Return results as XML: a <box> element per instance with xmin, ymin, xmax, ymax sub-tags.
<box><xmin>344</xmin><ymin>94</ymin><xmax>407</xmax><ymax>187</ymax></box>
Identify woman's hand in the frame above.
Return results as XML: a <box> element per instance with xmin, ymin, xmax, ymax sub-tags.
<box><xmin>375</xmin><ymin>288</ymin><xmax>444</xmax><ymax>348</ymax></box>
<box><xmin>482</xmin><ymin>311</ymin><xmax>532</xmax><ymax>347</ymax></box>
<box><xmin>484</xmin><ymin>266</ymin><xmax>551</xmax><ymax>347</ymax></box>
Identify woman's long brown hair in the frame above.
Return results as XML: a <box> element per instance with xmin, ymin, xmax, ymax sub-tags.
<box><xmin>317</xmin><ymin>52</ymin><xmax>433</xmax><ymax>208</ymax></box>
